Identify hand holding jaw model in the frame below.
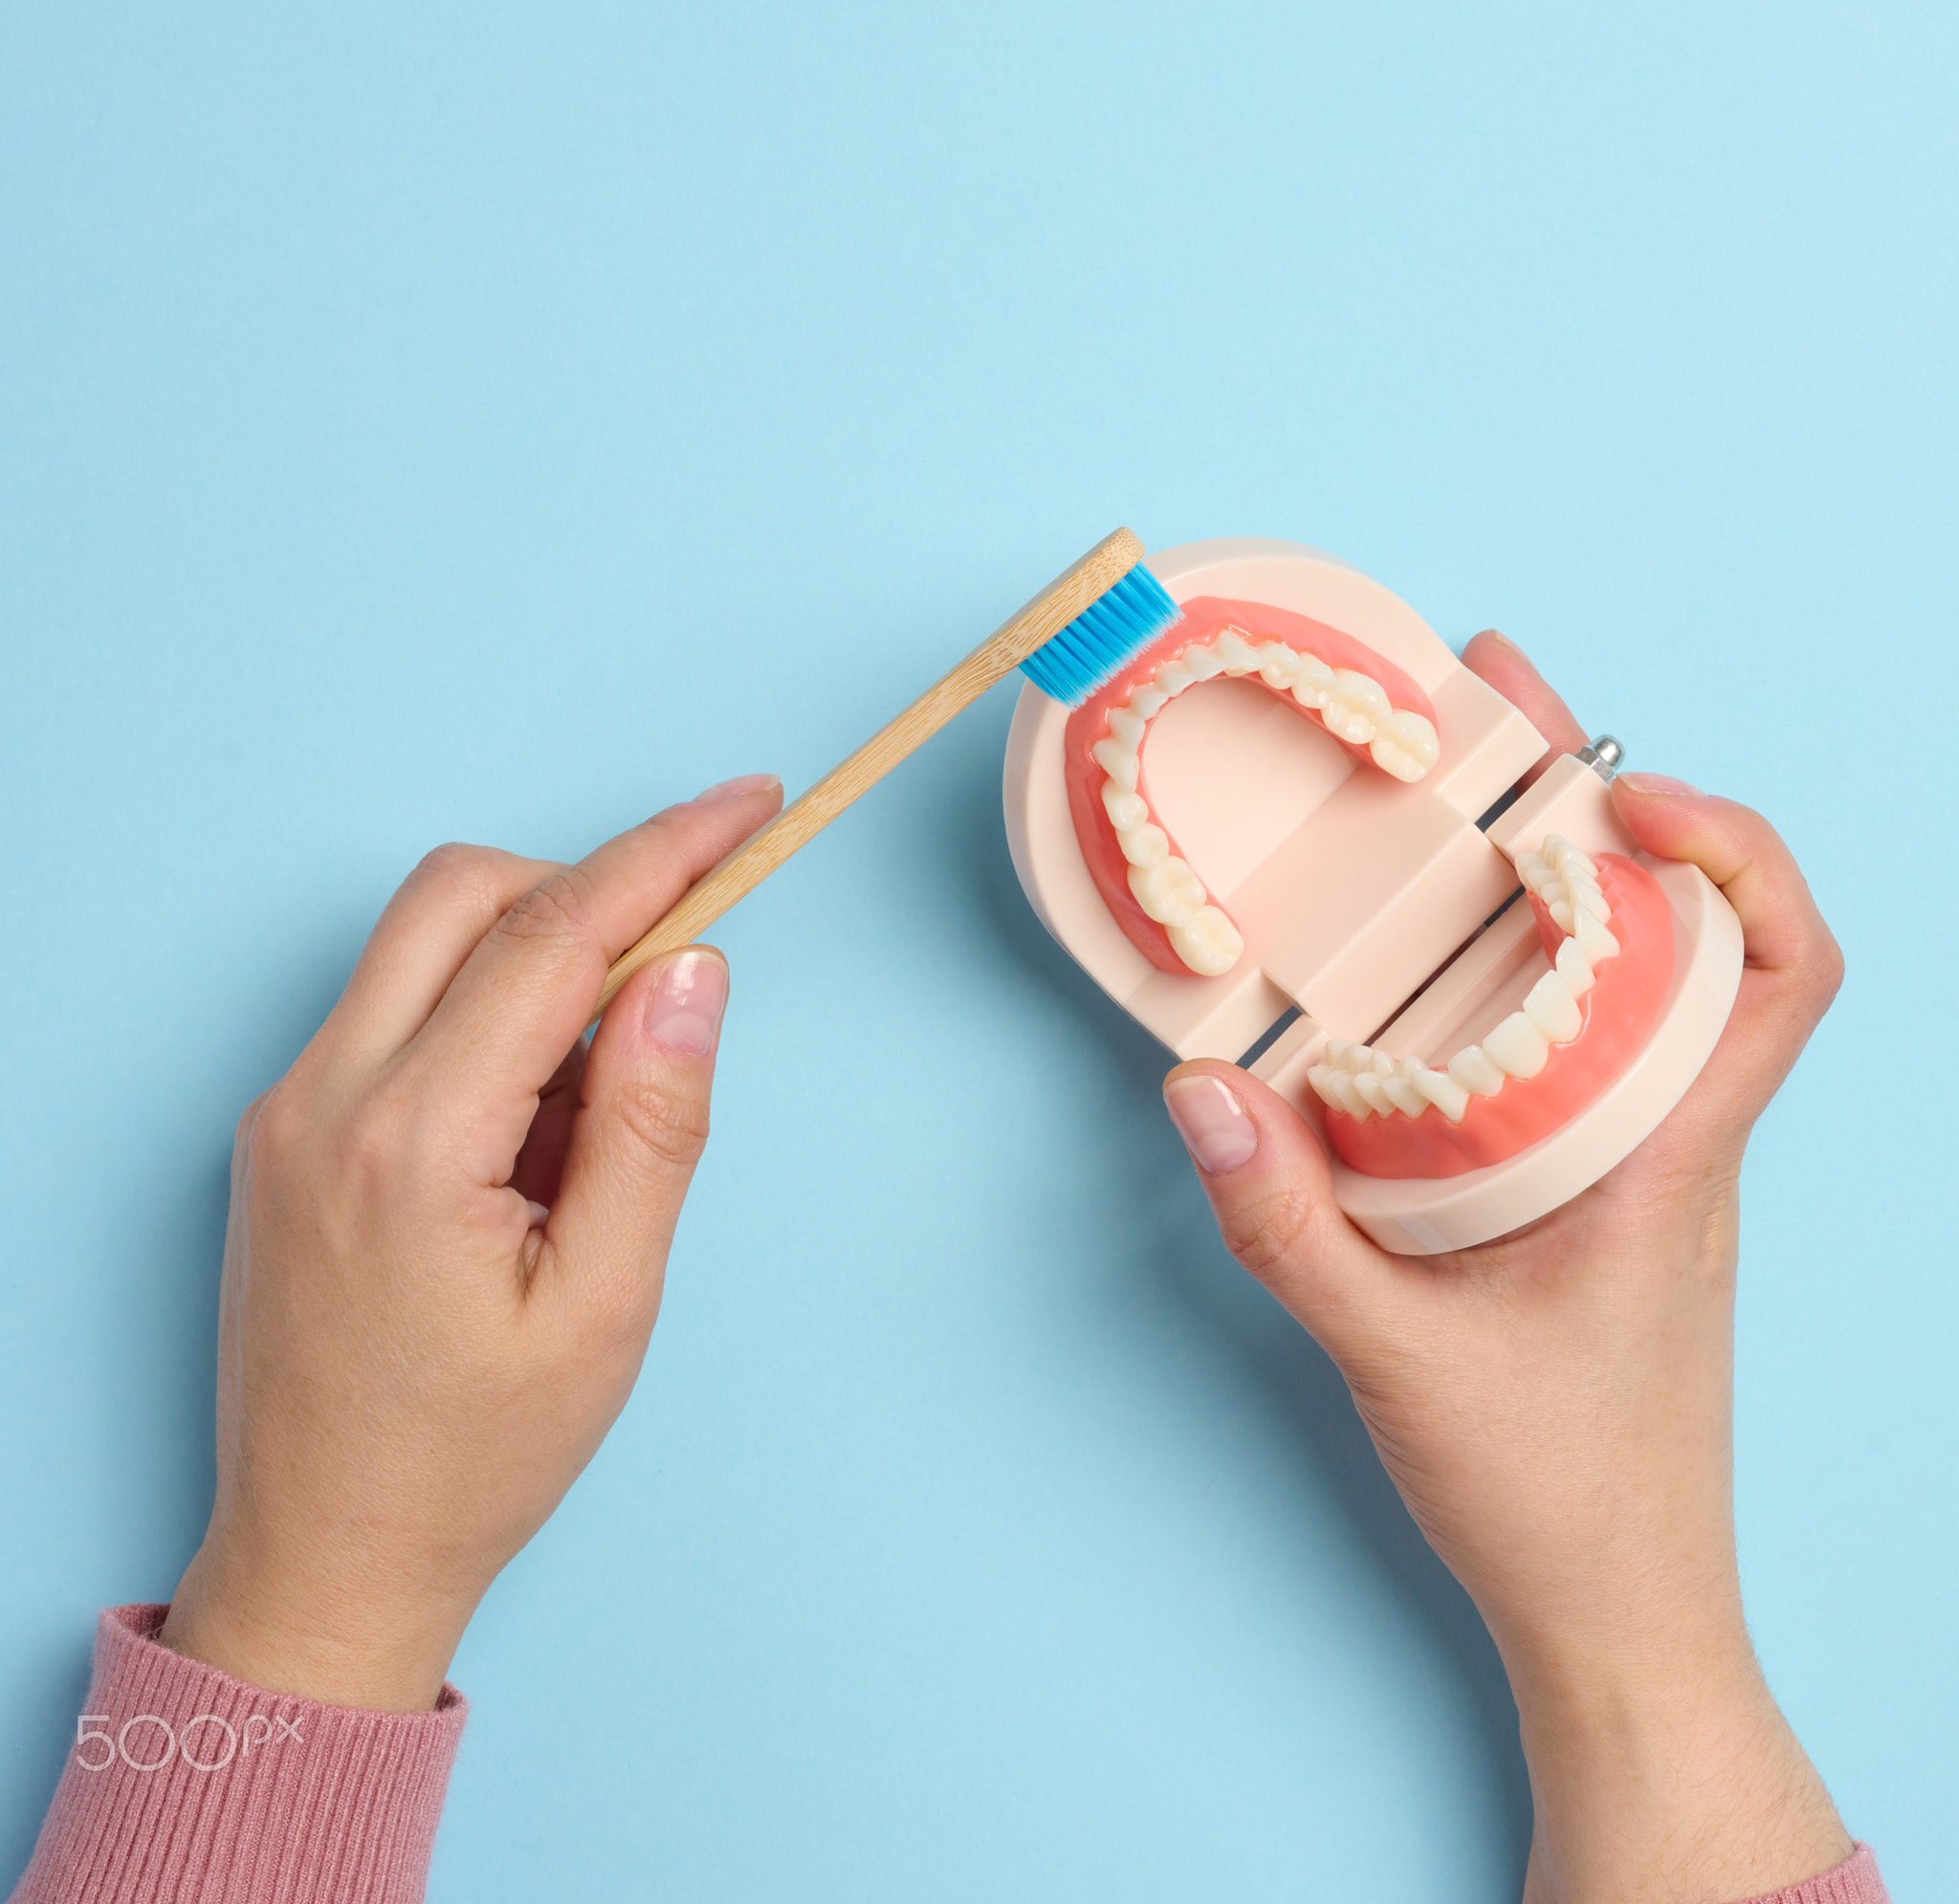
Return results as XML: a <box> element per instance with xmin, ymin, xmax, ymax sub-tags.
<box><xmin>1159</xmin><ymin>664</ymin><xmax>1856</xmax><ymax>1900</ymax></box>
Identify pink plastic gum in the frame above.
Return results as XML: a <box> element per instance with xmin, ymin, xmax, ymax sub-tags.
<box><xmin>1002</xmin><ymin>537</ymin><xmax>1744</xmax><ymax>1255</ymax></box>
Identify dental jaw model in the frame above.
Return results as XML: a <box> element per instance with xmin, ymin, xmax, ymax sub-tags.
<box><xmin>1003</xmin><ymin>537</ymin><xmax>1745</xmax><ymax>1255</ymax></box>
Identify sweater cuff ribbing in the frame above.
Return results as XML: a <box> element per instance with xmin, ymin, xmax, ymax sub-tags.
<box><xmin>9</xmin><ymin>1605</ymin><xmax>466</xmax><ymax>1903</ymax></box>
<box><xmin>1733</xmin><ymin>1842</ymin><xmax>1889</xmax><ymax>1904</ymax></box>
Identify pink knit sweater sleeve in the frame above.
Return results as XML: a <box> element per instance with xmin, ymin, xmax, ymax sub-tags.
<box><xmin>6</xmin><ymin>1606</ymin><xmax>466</xmax><ymax>1903</ymax></box>
<box><xmin>1734</xmin><ymin>1845</ymin><xmax>1889</xmax><ymax>1904</ymax></box>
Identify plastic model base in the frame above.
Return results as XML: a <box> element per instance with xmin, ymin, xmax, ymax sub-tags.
<box><xmin>1002</xmin><ymin>537</ymin><xmax>1745</xmax><ymax>1255</ymax></box>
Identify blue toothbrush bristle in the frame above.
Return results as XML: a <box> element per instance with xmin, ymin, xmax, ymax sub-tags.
<box><xmin>1019</xmin><ymin>562</ymin><xmax>1183</xmax><ymax>707</ymax></box>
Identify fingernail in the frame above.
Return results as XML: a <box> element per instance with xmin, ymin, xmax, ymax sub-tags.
<box><xmin>642</xmin><ymin>950</ymin><xmax>728</xmax><ymax>1057</ymax></box>
<box><xmin>693</xmin><ymin>773</ymin><xmax>781</xmax><ymax>805</ymax></box>
<box><xmin>1618</xmin><ymin>772</ymin><xmax>1701</xmax><ymax>797</ymax></box>
<box><xmin>1480</xmin><ymin>628</ymin><xmax>1525</xmax><ymax>657</ymax></box>
<box><xmin>1164</xmin><ymin>1074</ymin><xmax>1259</xmax><ymax>1174</ymax></box>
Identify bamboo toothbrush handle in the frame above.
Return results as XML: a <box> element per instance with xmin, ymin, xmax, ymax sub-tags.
<box><xmin>592</xmin><ymin>526</ymin><xmax>1145</xmax><ymax>1019</ymax></box>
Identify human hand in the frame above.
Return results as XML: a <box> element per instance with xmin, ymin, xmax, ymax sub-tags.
<box><xmin>159</xmin><ymin>776</ymin><xmax>782</xmax><ymax>1713</ymax></box>
<box><xmin>1160</xmin><ymin>640</ymin><xmax>1853</xmax><ymax>1902</ymax></box>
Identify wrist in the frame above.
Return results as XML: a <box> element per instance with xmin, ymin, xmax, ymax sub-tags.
<box><xmin>1505</xmin><ymin>1625</ymin><xmax>1851</xmax><ymax>1902</ymax></box>
<box><xmin>162</xmin><ymin>1537</ymin><xmax>475</xmax><ymax>1713</ymax></box>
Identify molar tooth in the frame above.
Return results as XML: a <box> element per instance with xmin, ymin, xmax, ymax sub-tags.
<box><xmin>1447</xmin><ymin>1046</ymin><xmax>1508</xmax><ymax>1096</ymax></box>
<box><xmin>1116</xmin><ymin>823</ymin><xmax>1169</xmax><ymax>870</ymax></box>
<box><xmin>1555</xmin><ymin>934</ymin><xmax>1596</xmax><ymax>998</ymax></box>
<box><xmin>1321</xmin><ymin>668</ymin><xmax>1392</xmax><ymax>744</ymax></box>
<box><xmin>1289</xmin><ymin>651</ymin><xmax>1337</xmax><ymax>709</ymax></box>
<box><xmin>1308</xmin><ymin>1065</ymin><xmax>1345</xmax><ymax>1112</ymax></box>
<box><xmin>1102</xmin><ymin>782</ymin><xmax>1148</xmax><ymax>831</ymax></box>
<box><xmin>1524</xmin><ymin>970</ymin><xmax>1583</xmax><ymax>1042</ymax></box>
<box><xmin>1573</xmin><ymin>904</ymin><xmax>1621</xmax><ymax>963</ymax></box>
<box><xmin>1331</xmin><ymin>1040</ymin><xmax>1372</xmax><ymax>1075</ymax></box>
<box><xmin>1412</xmin><ymin>1066</ymin><xmax>1470</xmax><ymax>1123</ymax></box>
<box><xmin>1320</xmin><ymin>1067</ymin><xmax>1374</xmax><ymax>1118</ymax></box>
<box><xmin>1370</xmin><ymin>709</ymin><xmax>1441</xmax><ymax>782</ymax></box>
<box><xmin>1354</xmin><ymin>1071</ymin><xmax>1396</xmax><ymax>1115</ymax></box>
<box><xmin>1212</xmin><ymin>629</ymin><xmax>1262</xmax><ymax>674</ymax></box>
<box><xmin>1381</xmin><ymin>1068</ymin><xmax>1430</xmax><ymax>1118</ymax></box>
<box><xmin>1544</xmin><ymin>836</ymin><xmax>1597</xmax><ymax>881</ymax></box>
<box><xmin>1256</xmin><ymin>642</ymin><xmax>1304</xmax><ymax>689</ymax></box>
<box><xmin>1483</xmin><ymin>1011</ymin><xmax>1551</xmax><ymax>1078</ymax></box>
<box><xmin>1367</xmin><ymin>1048</ymin><xmax>1396</xmax><ymax>1076</ymax></box>
<box><xmin>1128</xmin><ymin>857</ymin><xmax>1204</xmax><ymax>929</ymax></box>
<box><xmin>1129</xmin><ymin>685</ymin><xmax>1169</xmax><ymax>721</ymax></box>
<box><xmin>1548</xmin><ymin>896</ymin><xmax>1575</xmax><ymax>933</ymax></box>
<box><xmin>1107</xmin><ymin>708</ymin><xmax>1146</xmax><ymax>751</ymax></box>
<box><xmin>1516</xmin><ymin>854</ymin><xmax>1557</xmax><ymax>894</ymax></box>
<box><xmin>1182</xmin><ymin>645</ymin><xmax>1227</xmax><ymax>681</ymax></box>
<box><xmin>1564</xmin><ymin>871</ymin><xmax>1607</xmax><ymax>913</ymax></box>
<box><xmin>1155</xmin><ymin>661</ymin><xmax>1195</xmax><ymax>696</ymax></box>
<box><xmin>1091</xmin><ymin>739</ymin><xmax>1138</xmax><ymax>791</ymax></box>
<box><xmin>1169</xmin><ymin>906</ymin><xmax>1243</xmax><ymax>976</ymax></box>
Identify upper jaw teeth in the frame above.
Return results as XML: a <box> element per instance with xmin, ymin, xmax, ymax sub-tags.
<box><xmin>1308</xmin><ymin>836</ymin><xmax>1619</xmax><ymax>1126</ymax></box>
<box><xmin>1094</xmin><ymin>624</ymin><xmax>1442</xmax><ymax>976</ymax></box>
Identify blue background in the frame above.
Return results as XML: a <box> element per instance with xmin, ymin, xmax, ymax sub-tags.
<box><xmin>3</xmin><ymin>3</ymin><xmax>1953</xmax><ymax>1896</ymax></box>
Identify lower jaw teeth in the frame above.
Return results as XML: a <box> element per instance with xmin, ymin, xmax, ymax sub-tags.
<box><xmin>1308</xmin><ymin>838</ymin><xmax>1616</xmax><ymax>1127</ymax></box>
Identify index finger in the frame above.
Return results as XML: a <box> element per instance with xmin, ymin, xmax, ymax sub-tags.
<box><xmin>405</xmin><ymin>777</ymin><xmax>782</xmax><ymax>1177</ymax></box>
<box><xmin>1611</xmin><ymin>775</ymin><xmax>1843</xmax><ymax>1130</ymax></box>
<box><xmin>1461</xmin><ymin>630</ymin><xmax>1588</xmax><ymax>788</ymax></box>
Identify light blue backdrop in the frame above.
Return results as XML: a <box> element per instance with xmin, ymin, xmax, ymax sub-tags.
<box><xmin>3</xmin><ymin>3</ymin><xmax>1952</xmax><ymax>1896</ymax></box>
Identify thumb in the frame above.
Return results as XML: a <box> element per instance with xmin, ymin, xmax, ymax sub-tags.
<box><xmin>1163</xmin><ymin>1061</ymin><xmax>1401</xmax><ymax>1365</ymax></box>
<box><xmin>535</xmin><ymin>946</ymin><xmax>729</xmax><ymax>1331</ymax></box>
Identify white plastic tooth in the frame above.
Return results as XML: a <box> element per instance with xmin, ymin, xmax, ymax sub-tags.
<box><xmin>1169</xmin><ymin>906</ymin><xmax>1244</xmax><ymax>976</ymax></box>
<box><xmin>1091</xmin><ymin>739</ymin><xmax>1138</xmax><ymax>791</ymax></box>
<box><xmin>1290</xmin><ymin>651</ymin><xmax>1337</xmax><ymax>708</ymax></box>
<box><xmin>1381</xmin><ymin>1066</ymin><xmax>1431</xmax><ymax>1118</ymax></box>
<box><xmin>1314</xmin><ymin>1065</ymin><xmax>1373</xmax><ymax>1119</ymax></box>
<box><xmin>1566</xmin><ymin>875</ymin><xmax>1608</xmax><ymax>921</ymax></box>
<box><xmin>1412</xmin><ymin>1065</ymin><xmax>1471</xmax><ymax>1123</ymax></box>
<box><xmin>1128</xmin><ymin>857</ymin><xmax>1204</xmax><ymax>929</ymax></box>
<box><xmin>1524</xmin><ymin>970</ymin><xmax>1583</xmax><ymax>1042</ymax></box>
<box><xmin>1548</xmin><ymin>896</ymin><xmax>1575</xmax><ymax>933</ymax></box>
<box><xmin>1483</xmin><ymin>1011</ymin><xmax>1551</xmax><ymax>1079</ymax></box>
<box><xmin>1573</xmin><ymin>904</ymin><xmax>1621</xmax><ymax>963</ymax></box>
<box><xmin>1448</xmin><ymin>1045</ymin><xmax>1508</xmax><ymax>1096</ymax></box>
<box><xmin>1102</xmin><ymin>782</ymin><xmax>1148</xmax><ymax>831</ymax></box>
<box><xmin>1212</xmin><ymin>628</ymin><xmax>1262</xmax><ymax>674</ymax></box>
<box><xmin>1115</xmin><ymin>822</ymin><xmax>1169</xmax><ymax>870</ymax></box>
<box><xmin>1555</xmin><ymin>934</ymin><xmax>1596</xmax><ymax>998</ymax></box>
<box><xmin>1353</xmin><ymin>1070</ymin><xmax>1397</xmax><ymax>1115</ymax></box>
<box><xmin>1308</xmin><ymin>1065</ymin><xmax>1344</xmax><ymax>1112</ymax></box>
<box><xmin>1321</xmin><ymin>668</ymin><xmax>1392</xmax><ymax>744</ymax></box>
<box><xmin>1332</xmin><ymin>1040</ymin><xmax>1372</xmax><ymax>1075</ymax></box>
<box><xmin>1129</xmin><ymin>685</ymin><xmax>1169</xmax><ymax>722</ymax></box>
<box><xmin>1367</xmin><ymin>1048</ymin><xmax>1396</xmax><ymax>1076</ymax></box>
<box><xmin>1369</xmin><ymin>708</ymin><xmax>1441</xmax><ymax>782</ymax></box>
<box><xmin>1516</xmin><ymin>853</ymin><xmax>1557</xmax><ymax>894</ymax></box>
<box><xmin>1183</xmin><ymin>644</ymin><xmax>1227</xmax><ymax>681</ymax></box>
<box><xmin>1544</xmin><ymin>836</ymin><xmax>1596</xmax><ymax>881</ymax></box>
<box><xmin>1256</xmin><ymin>642</ymin><xmax>1305</xmax><ymax>689</ymax></box>
<box><xmin>1107</xmin><ymin>707</ymin><xmax>1146</xmax><ymax>751</ymax></box>
<box><xmin>1155</xmin><ymin>661</ymin><xmax>1195</xmax><ymax>696</ymax></box>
